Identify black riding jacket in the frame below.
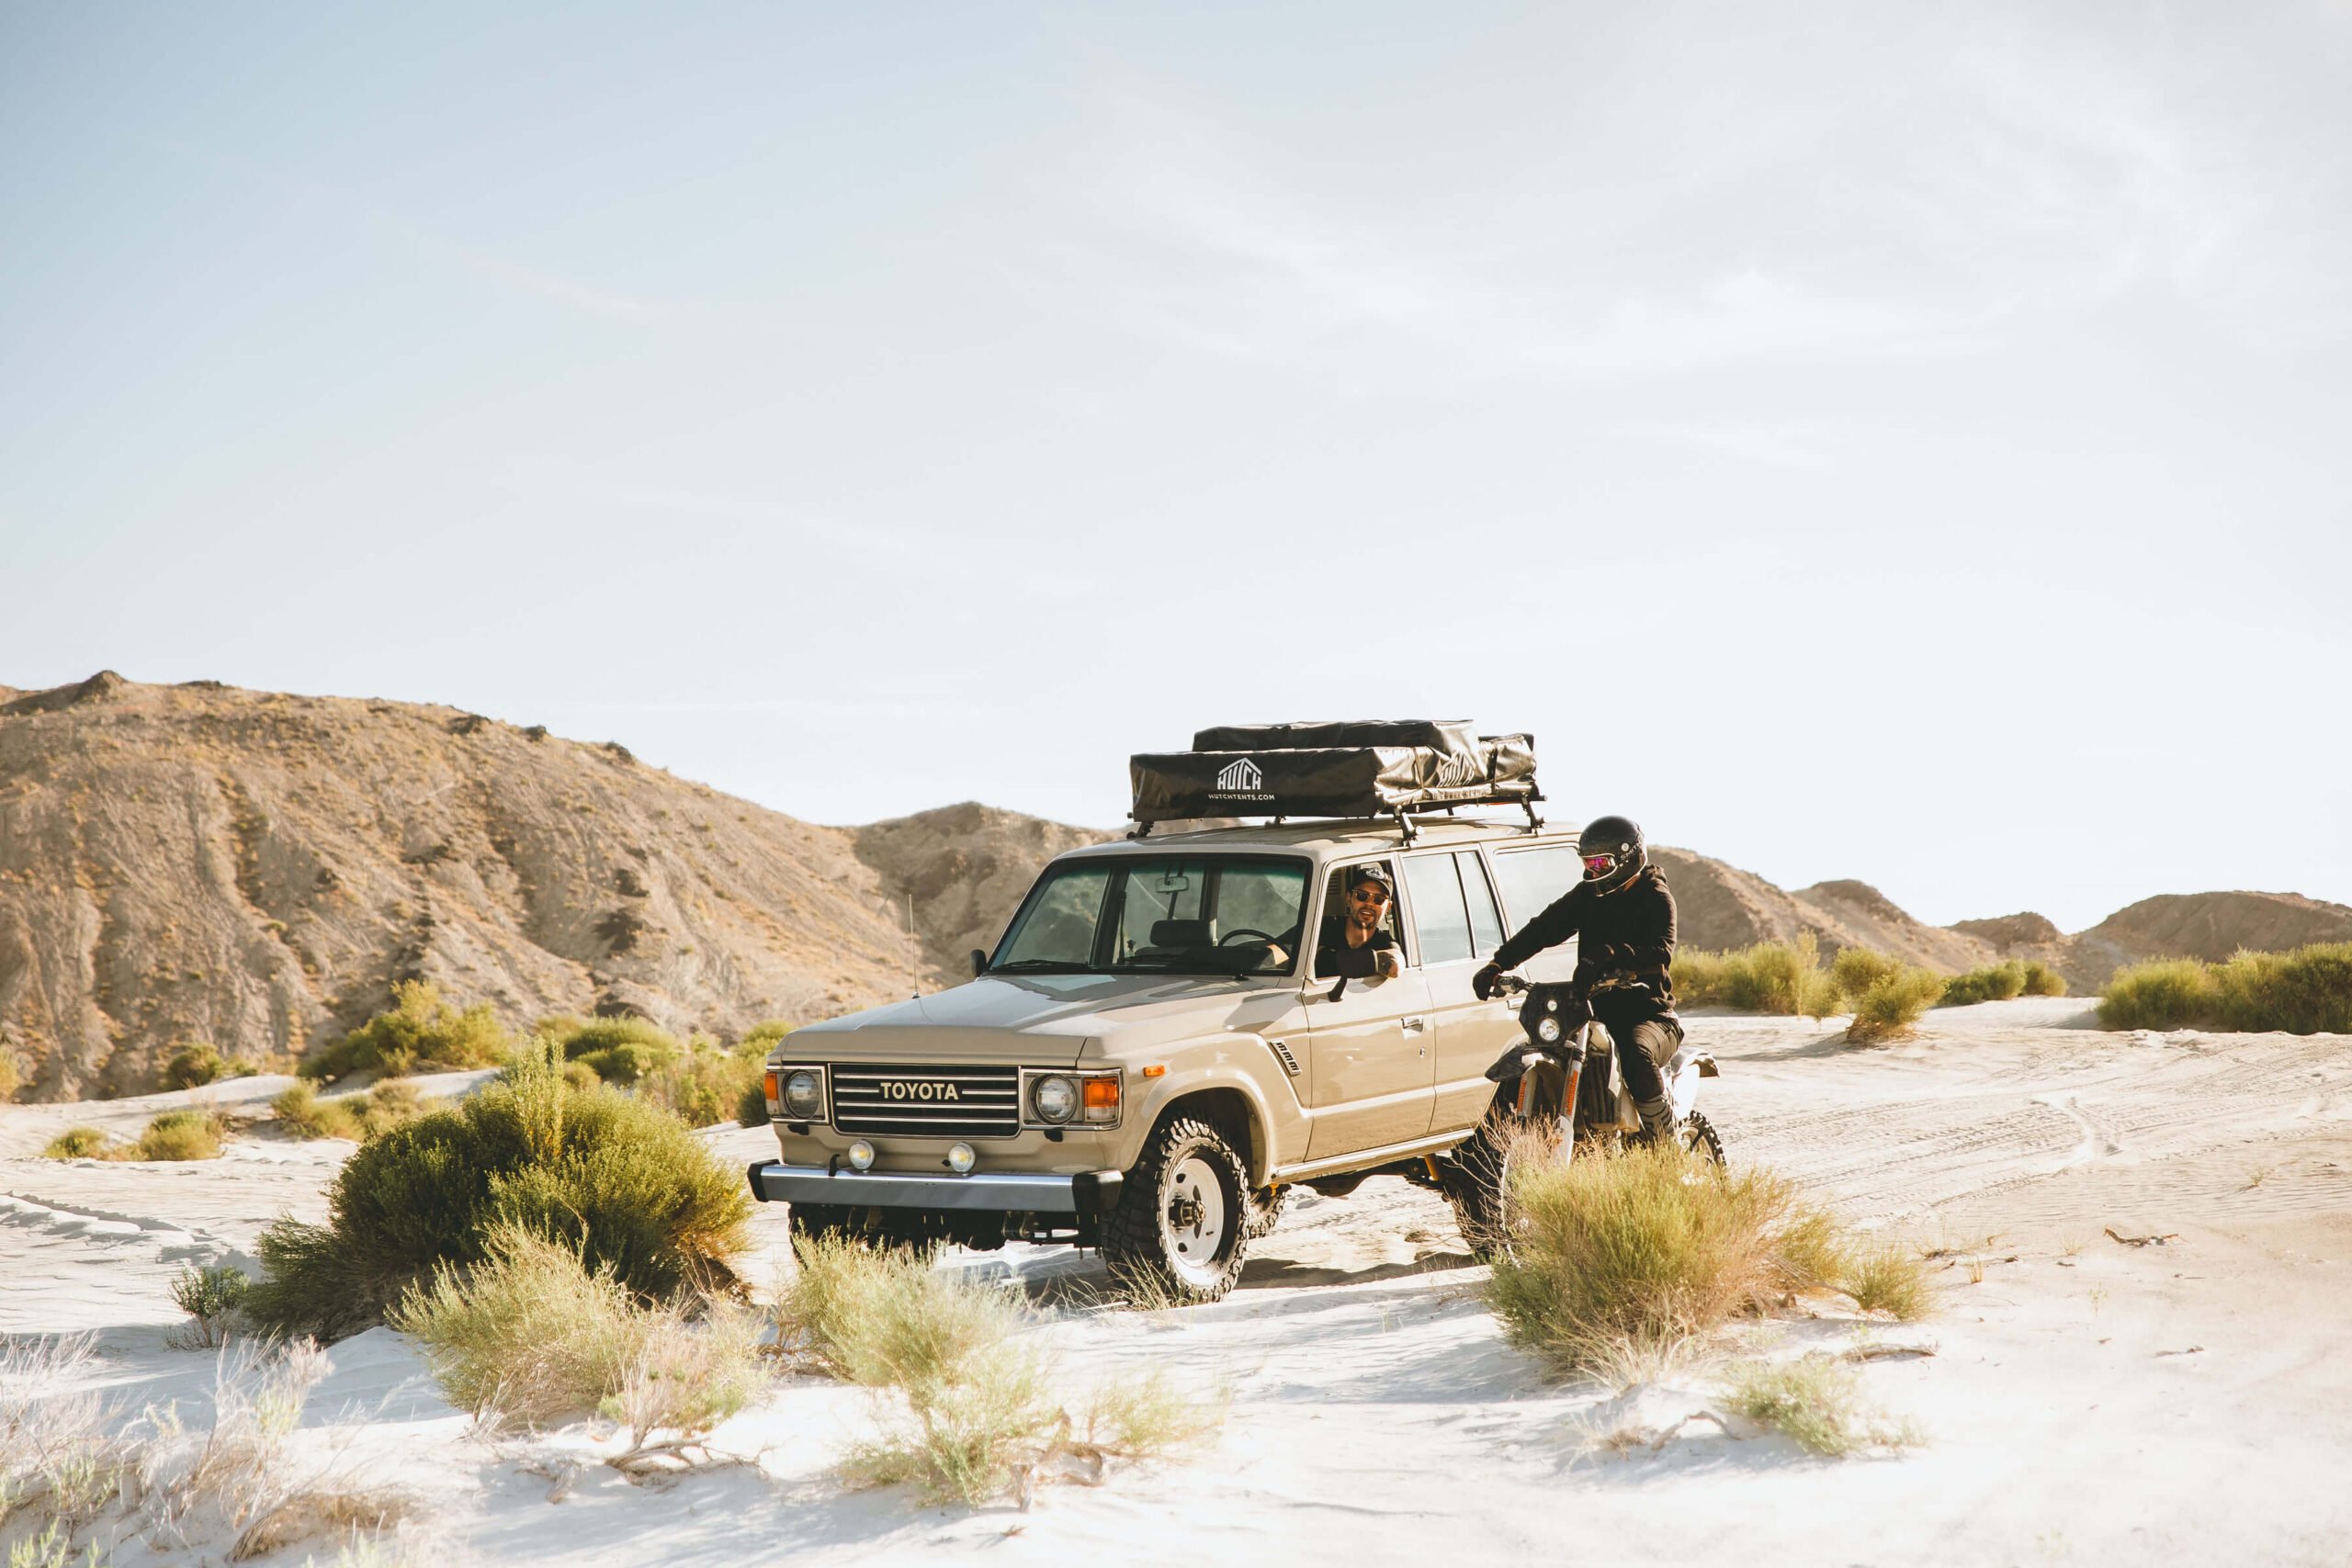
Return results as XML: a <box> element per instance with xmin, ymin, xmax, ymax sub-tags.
<box><xmin>1491</xmin><ymin>863</ymin><xmax>1678</xmax><ymax>1012</ymax></box>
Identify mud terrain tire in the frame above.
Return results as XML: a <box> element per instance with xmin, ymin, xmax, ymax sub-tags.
<box><xmin>1102</xmin><ymin>1114</ymin><xmax>1250</xmax><ymax>1303</ymax></box>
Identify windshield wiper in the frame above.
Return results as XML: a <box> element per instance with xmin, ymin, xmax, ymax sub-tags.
<box><xmin>989</xmin><ymin>959</ymin><xmax>1097</xmax><ymax>975</ymax></box>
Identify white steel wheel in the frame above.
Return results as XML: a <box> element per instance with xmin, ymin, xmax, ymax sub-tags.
<box><xmin>1101</xmin><ymin>1114</ymin><xmax>1251</xmax><ymax>1303</ymax></box>
<box><xmin>1161</xmin><ymin>1153</ymin><xmax>1233</xmax><ymax>1289</ymax></box>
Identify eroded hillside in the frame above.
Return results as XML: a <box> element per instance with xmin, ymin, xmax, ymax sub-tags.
<box><xmin>0</xmin><ymin>675</ymin><xmax>1087</xmax><ymax>1099</ymax></box>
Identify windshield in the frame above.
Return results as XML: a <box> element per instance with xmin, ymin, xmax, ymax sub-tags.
<box><xmin>990</xmin><ymin>854</ymin><xmax>1311</xmax><ymax>976</ymax></box>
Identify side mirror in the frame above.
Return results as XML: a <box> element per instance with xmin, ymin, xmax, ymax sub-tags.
<box><xmin>970</xmin><ymin>949</ymin><xmax>989</xmax><ymax>978</ymax></box>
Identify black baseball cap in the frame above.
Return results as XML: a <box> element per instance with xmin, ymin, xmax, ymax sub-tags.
<box><xmin>1347</xmin><ymin>863</ymin><xmax>1394</xmax><ymax>895</ymax></box>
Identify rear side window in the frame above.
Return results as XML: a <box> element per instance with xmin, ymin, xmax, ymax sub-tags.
<box><xmin>1457</xmin><ymin>852</ymin><xmax>1506</xmax><ymax>953</ymax></box>
<box><xmin>1403</xmin><ymin>854</ymin><xmax>1475</xmax><ymax>965</ymax></box>
<box><xmin>1491</xmin><ymin>846</ymin><xmax>1580</xmax><ymax>926</ymax></box>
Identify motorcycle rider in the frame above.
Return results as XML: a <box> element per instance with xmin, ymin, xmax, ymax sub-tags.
<box><xmin>1473</xmin><ymin>815</ymin><xmax>1684</xmax><ymax>1143</ymax></box>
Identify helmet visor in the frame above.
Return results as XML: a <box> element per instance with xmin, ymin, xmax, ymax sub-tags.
<box><xmin>1581</xmin><ymin>852</ymin><xmax>1619</xmax><ymax>882</ymax></box>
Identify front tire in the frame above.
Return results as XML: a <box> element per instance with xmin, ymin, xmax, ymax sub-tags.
<box><xmin>1102</xmin><ymin>1115</ymin><xmax>1250</xmax><ymax>1303</ymax></box>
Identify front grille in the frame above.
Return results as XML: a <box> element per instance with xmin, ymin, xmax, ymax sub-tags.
<box><xmin>831</xmin><ymin>1064</ymin><xmax>1022</xmax><ymax>1140</ymax></box>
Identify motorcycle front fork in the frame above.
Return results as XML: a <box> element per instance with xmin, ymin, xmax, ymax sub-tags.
<box><xmin>1510</xmin><ymin>1037</ymin><xmax>1590</xmax><ymax>1157</ymax></box>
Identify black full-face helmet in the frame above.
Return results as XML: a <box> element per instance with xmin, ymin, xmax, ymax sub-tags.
<box><xmin>1577</xmin><ymin>815</ymin><xmax>1646</xmax><ymax>895</ymax></box>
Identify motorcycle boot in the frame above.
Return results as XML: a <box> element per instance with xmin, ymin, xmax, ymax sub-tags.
<box><xmin>1635</xmin><ymin>1095</ymin><xmax>1678</xmax><ymax>1146</ymax></box>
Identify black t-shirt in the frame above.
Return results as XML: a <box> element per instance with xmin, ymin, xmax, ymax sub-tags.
<box><xmin>1314</xmin><ymin>915</ymin><xmax>1396</xmax><ymax>979</ymax></box>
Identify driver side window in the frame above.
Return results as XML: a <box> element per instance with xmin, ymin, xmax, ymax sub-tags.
<box><xmin>1313</xmin><ymin>860</ymin><xmax>1409</xmax><ymax>978</ymax></box>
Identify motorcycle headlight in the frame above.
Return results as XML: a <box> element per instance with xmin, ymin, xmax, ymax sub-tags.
<box><xmin>783</xmin><ymin>1069</ymin><xmax>823</xmax><ymax>1119</ymax></box>
<box><xmin>1030</xmin><ymin>1074</ymin><xmax>1077</xmax><ymax>1124</ymax></box>
<box><xmin>1536</xmin><ymin>1017</ymin><xmax>1563</xmax><ymax>1043</ymax></box>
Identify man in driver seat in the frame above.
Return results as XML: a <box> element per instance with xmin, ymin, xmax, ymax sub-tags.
<box><xmin>1266</xmin><ymin>864</ymin><xmax>1402</xmax><ymax>979</ymax></box>
<box><xmin>1314</xmin><ymin>863</ymin><xmax>1403</xmax><ymax>980</ymax></box>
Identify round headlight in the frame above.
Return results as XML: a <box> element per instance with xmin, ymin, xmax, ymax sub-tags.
<box><xmin>1536</xmin><ymin>1017</ymin><xmax>1563</xmax><ymax>1043</ymax></box>
<box><xmin>784</xmin><ymin>1070</ymin><xmax>822</xmax><ymax>1118</ymax></box>
<box><xmin>945</xmin><ymin>1142</ymin><xmax>977</xmax><ymax>1174</ymax></box>
<box><xmin>846</xmin><ymin>1139</ymin><xmax>876</xmax><ymax>1171</ymax></box>
<box><xmin>1031</xmin><ymin>1075</ymin><xmax>1077</xmax><ymax>1124</ymax></box>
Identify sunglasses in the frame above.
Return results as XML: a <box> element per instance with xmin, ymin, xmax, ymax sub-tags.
<box><xmin>1582</xmin><ymin>853</ymin><xmax>1619</xmax><ymax>879</ymax></box>
<box><xmin>1350</xmin><ymin>886</ymin><xmax>1390</xmax><ymax>904</ymax></box>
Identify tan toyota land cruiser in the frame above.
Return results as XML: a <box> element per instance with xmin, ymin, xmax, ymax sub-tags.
<box><xmin>748</xmin><ymin>721</ymin><xmax>1585</xmax><ymax>1302</ymax></box>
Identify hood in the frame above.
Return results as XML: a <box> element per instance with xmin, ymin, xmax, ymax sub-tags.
<box><xmin>793</xmin><ymin>973</ymin><xmax>1300</xmax><ymax>1065</ymax></box>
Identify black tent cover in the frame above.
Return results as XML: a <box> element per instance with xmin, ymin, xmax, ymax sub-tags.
<box><xmin>1131</xmin><ymin>720</ymin><xmax>1538</xmax><ymax>824</ymax></box>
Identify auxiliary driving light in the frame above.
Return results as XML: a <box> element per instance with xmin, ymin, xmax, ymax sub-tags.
<box><xmin>1031</xmin><ymin>1075</ymin><xmax>1078</xmax><ymax>1124</ymax></box>
<box><xmin>783</xmin><ymin>1069</ymin><xmax>823</xmax><ymax>1119</ymax></box>
<box><xmin>846</xmin><ymin>1139</ymin><xmax>876</xmax><ymax>1171</ymax></box>
<box><xmin>945</xmin><ymin>1142</ymin><xmax>978</xmax><ymax>1175</ymax></box>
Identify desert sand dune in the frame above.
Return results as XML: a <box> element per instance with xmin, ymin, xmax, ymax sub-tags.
<box><xmin>5</xmin><ymin>1001</ymin><xmax>2349</xmax><ymax>1565</ymax></box>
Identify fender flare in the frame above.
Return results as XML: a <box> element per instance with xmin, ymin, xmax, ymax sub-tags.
<box><xmin>1131</xmin><ymin>1060</ymin><xmax>1283</xmax><ymax>1187</ymax></box>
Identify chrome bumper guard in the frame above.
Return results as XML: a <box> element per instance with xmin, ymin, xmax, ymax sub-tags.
<box><xmin>746</xmin><ymin>1160</ymin><xmax>1124</xmax><ymax>1215</ymax></box>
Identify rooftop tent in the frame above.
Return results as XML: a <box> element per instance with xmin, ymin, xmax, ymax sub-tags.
<box><xmin>1130</xmin><ymin>722</ymin><xmax>1539</xmax><ymax>829</ymax></box>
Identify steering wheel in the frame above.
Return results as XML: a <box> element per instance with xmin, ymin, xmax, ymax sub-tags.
<box><xmin>1217</xmin><ymin>928</ymin><xmax>1277</xmax><ymax>946</ymax></box>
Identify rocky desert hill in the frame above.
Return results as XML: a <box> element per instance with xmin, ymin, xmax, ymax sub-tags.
<box><xmin>1961</xmin><ymin>891</ymin><xmax>2352</xmax><ymax>992</ymax></box>
<box><xmin>1652</xmin><ymin>848</ymin><xmax>2001</xmax><ymax>973</ymax></box>
<box><xmin>1655</xmin><ymin>846</ymin><xmax>2348</xmax><ymax>995</ymax></box>
<box><xmin>851</xmin><ymin>804</ymin><xmax>1115</xmax><ymax>980</ymax></box>
<box><xmin>0</xmin><ymin>674</ymin><xmax>1094</xmax><ymax>1100</ymax></box>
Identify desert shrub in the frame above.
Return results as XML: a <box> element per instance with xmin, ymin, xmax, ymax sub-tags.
<box><xmin>0</xmin><ymin>1046</ymin><xmax>19</xmax><ymax>1101</ymax></box>
<box><xmin>0</xmin><ymin>1333</ymin><xmax>124</xmax><ymax>1545</ymax></box>
<box><xmin>1936</xmin><ymin>961</ymin><xmax>2028</xmax><ymax>1008</ymax></box>
<box><xmin>2098</xmin><ymin>958</ymin><xmax>2220</xmax><ymax>1030</ymax></box>
<box><xmin>740</xmin><ymin>1020</ymin><xmax>796</xmax><ymax>1055</ymax></box>
<box><xmin>271</xmin><ymin>1081</ymin><xmax>348</xmax><ymax>1139</ymax></box>
<box><xmin>1673</xmin><ymin>936</ymin><xmax>1838</xmax><ymax>1017</ymax></box>
<box><xmin>783</xmin><ymin>1236</ymin><xmax>1025</xmax><ymax>1398</ymax></box>
<box><xmin>639</xmin><ymin>1036</ymin><xmax>763</xmax><ymax>1128</ymax></box>
<box><xmin>1826</xmin><ymin>946</ymin><xmax>1903</xmax><ymax>1004</ymax></box>
<box><xmin>737</xmin><ymin>1077</ymin><xmax>773</xmax><ymax>1128</ymax></box>
<box><xmin>1485</xmin><ymin>1145</ymin><xmax>1804</xmax><ymax>1375</ymax></box>
<box><xmin>594</xmin><ymin>1303</ymin><xmax>767</xmax><ymax>1472</ymax></box>
<box><xmin>136</xmin><ymin>1110</ymin><xmax>224</xmax><ymax>1161</ymax></box>
<box><xmin>1839</xmin><ymin>1242</ymin><xmax>1935</xmax><ymax>1321</ymax></box>
<box><xmin>2018</xmin><ymin>960</ymin><xmax>2068</xmax><ymax>997</ymax></box>
<box><xmin>2103</xmin><ymin>944</ymin><xmax>2352</xmax><ymax>1034</ymax></box>
<box><xmin>243</xmin><ymin>1053</ymin><xmax>752</xmax><ymax>1341</ymax></box>
<box><xmin>300</xmin><ymin>981</ymin><xmax>513</xmax><ymax>1083</ymax></box>
<box><xmin>271</xmin><ymin>1081</ymin><xmax>430</xmax><ymax>1143</ymax></box>
<box><xmin>1722</xmin><ymin>1355</ymin><xmax>1915</xmax><ymax>1457</ymax></box>
<box><xmin>135</xmin><ymin>1337</ymin><xmax>413</xmax><ymax>1558</ymax></box>
<box><xmin>1845</xmin><ymin>966</ymin><xmax>1945</xmax><ymax>1044</ymax></box>
<box><xmin>537</xmin><ymin>1015</ymin><xmax>683</xmax><ymax>1086</ymax></box>
<box><xmin>43</xmin><ymin>1126</ymin><xmax>118</xmax><ymax>1160</ymax></box>
<box><xmin>782</xmin><ymin>1236</ymin><xmax>1218</xmax><ymax>1505</ymax></box>
<box><xmin>163</xmin><ymin>1042</ymin><xmax>228</xmax><ymax>1089</ymax></box>
<box><xmin>1668</xmin><ymin>950</ymin><xmax>1731</xmax><ymax>1007</ymax></box>
<box><xmin>2212</xmin><ymin>943</ymin><xmax>2352</xmax><ymax>1034</ymax></box>
<box><xmin>168</xmin><ymin>1265</ymin><xmax>253</xmax><ymax>1348</ymax></box>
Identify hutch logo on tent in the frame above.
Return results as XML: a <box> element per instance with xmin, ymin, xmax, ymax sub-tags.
<box><xmin>1214</xmin><ymin>758</ymin><xmax>1263</xmax><ymax>792</ymax></box>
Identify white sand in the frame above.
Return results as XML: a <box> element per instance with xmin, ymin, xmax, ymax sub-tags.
<box><xmin>6</xmin><ymin>1003</ymin><xmax>2349</xmax><ymax>1565</ymax></box>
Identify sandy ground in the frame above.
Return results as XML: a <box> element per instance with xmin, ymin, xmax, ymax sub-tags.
<box><xmin>6</xmin><ymin>998</ymin><xmax>2350</xmax><ymax>1566</ymax></box>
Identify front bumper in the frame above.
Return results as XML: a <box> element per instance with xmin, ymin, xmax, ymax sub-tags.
<box><xmin>746</xmin><ymin>1160</ymin><xmax>1125</xmax><ymax>1215</ymax></box>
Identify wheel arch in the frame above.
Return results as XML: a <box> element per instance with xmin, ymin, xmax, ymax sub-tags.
<box><xmin>1148</xmin><ymin>1077</ymin><xmax>1274</xmax><ymax>1187</ymax></box>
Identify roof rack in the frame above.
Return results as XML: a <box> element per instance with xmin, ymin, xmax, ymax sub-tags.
<box><xmin>1127</xmin><ymin>721</ymin><xmax>1543</xmax><ymax>843</ymax></box>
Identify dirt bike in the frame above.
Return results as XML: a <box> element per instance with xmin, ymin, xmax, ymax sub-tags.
<box><xmin>1442</xmin><ymin>971</ymin><xmax>1724</xmax><ymax>1258</ymax></box>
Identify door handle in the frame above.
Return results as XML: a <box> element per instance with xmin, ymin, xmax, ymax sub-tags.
<box><xmin>1401</xmin><ymin>1016</ymin><xmax>1427</xmax><ymax>1033</ymax></box>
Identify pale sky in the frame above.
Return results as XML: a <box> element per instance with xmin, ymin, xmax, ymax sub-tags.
<box><xmin>4</xmin><ymin>3</ymin><xmax>2347</xmax><ymax>932</ymax></box>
